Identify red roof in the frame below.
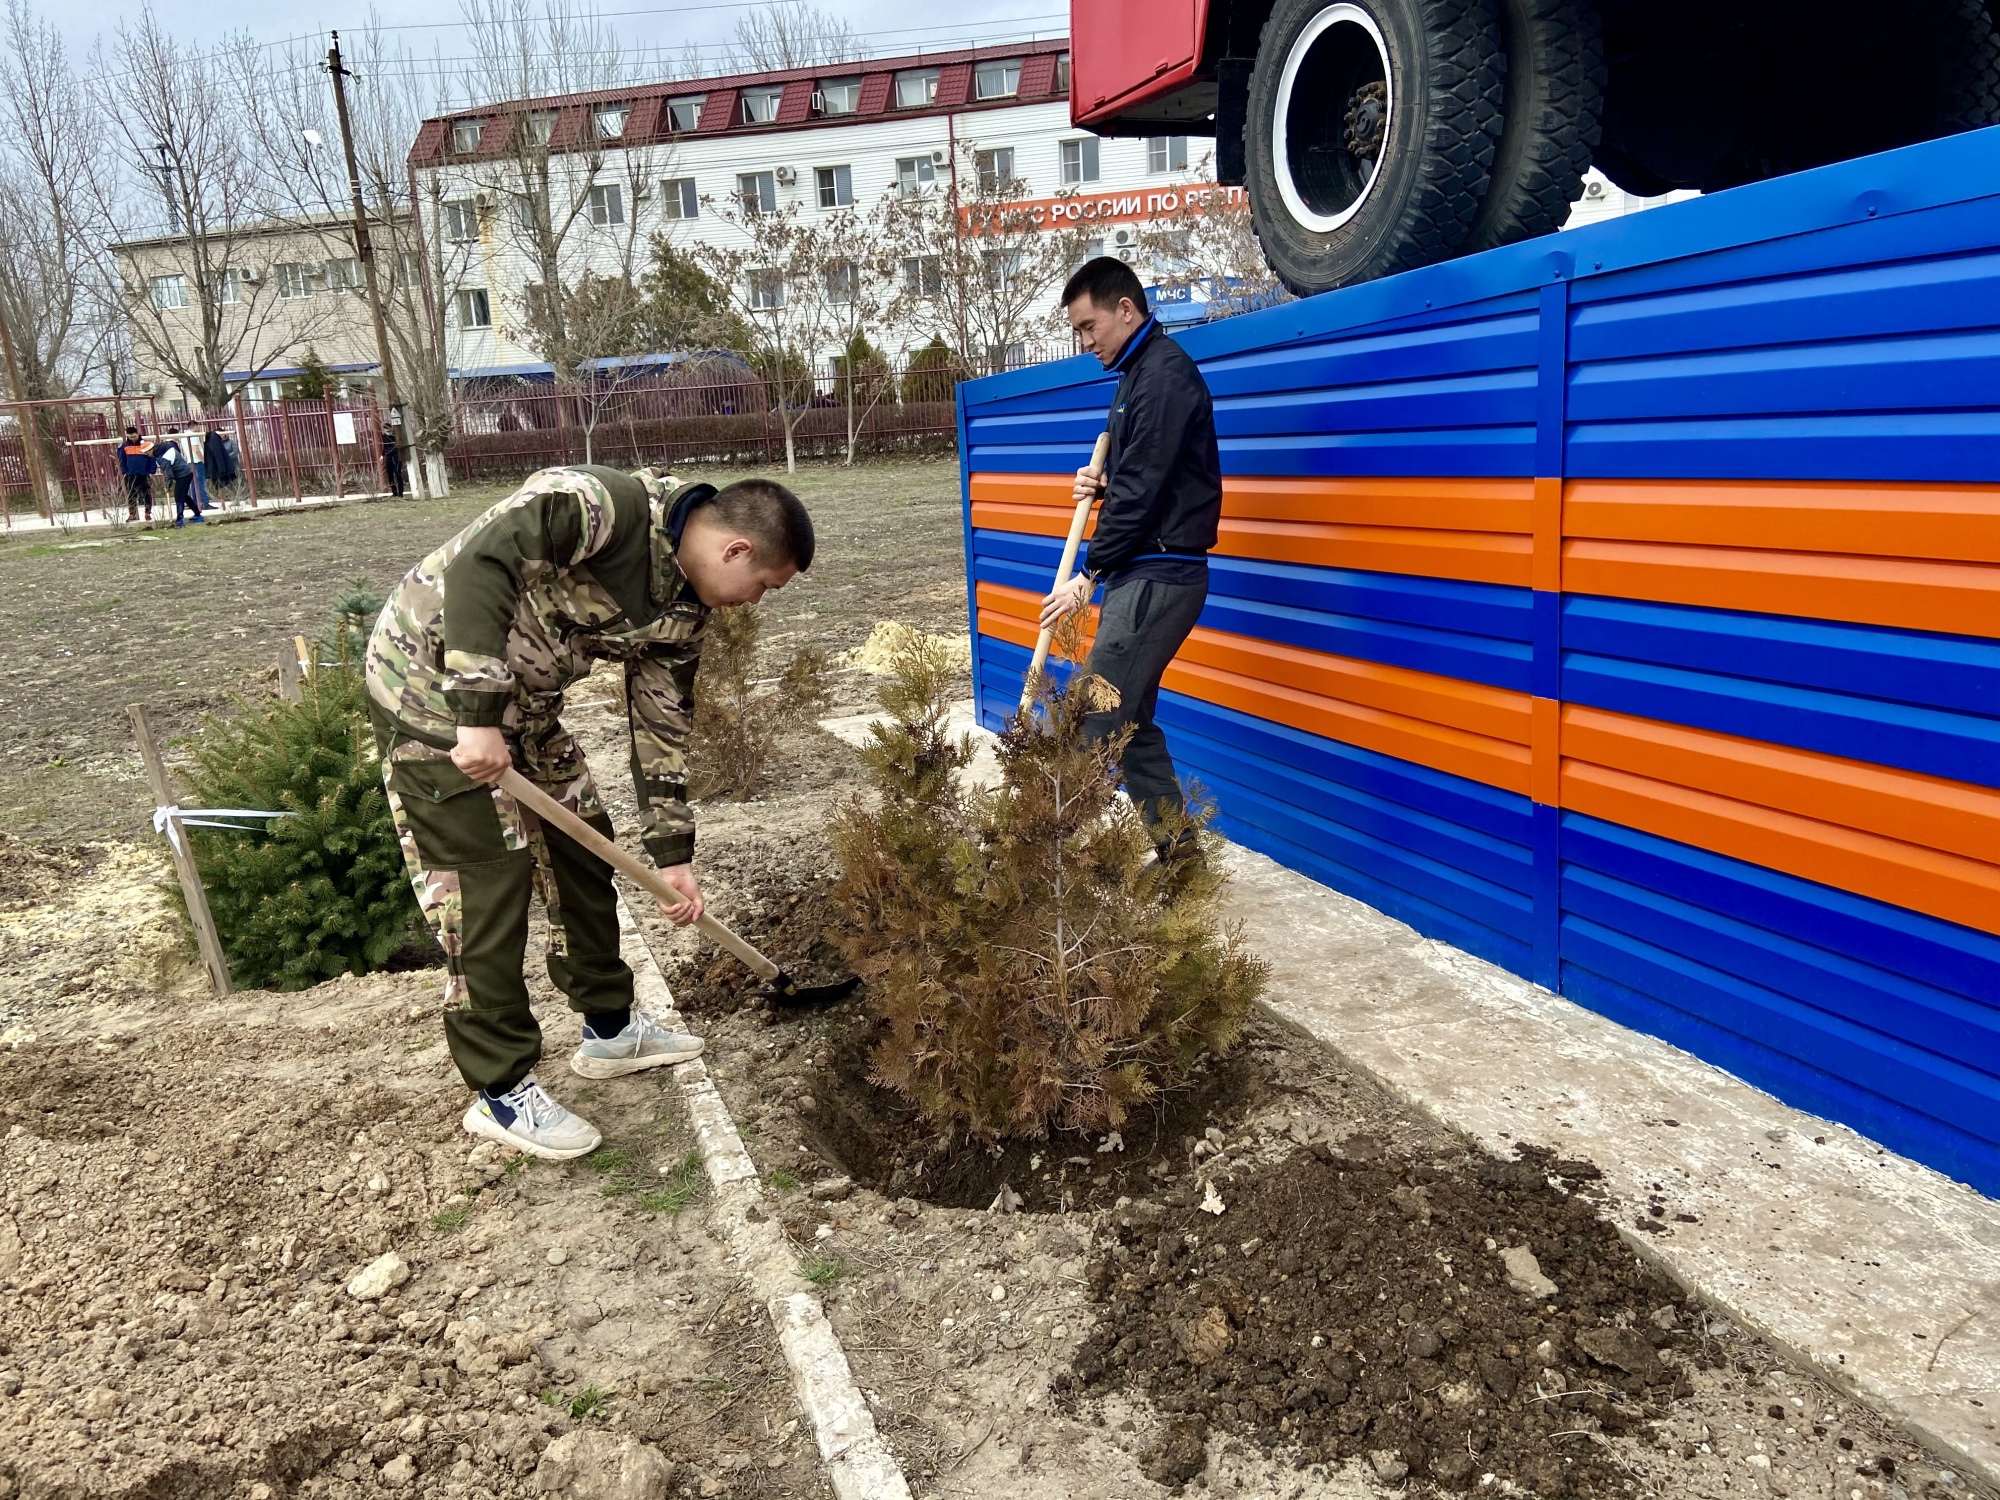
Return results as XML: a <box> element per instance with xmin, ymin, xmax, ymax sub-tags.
<box><xmin>410</xmin><ymin>35</ymin><xmax>1071</xmax><ymax>166</ymax></box>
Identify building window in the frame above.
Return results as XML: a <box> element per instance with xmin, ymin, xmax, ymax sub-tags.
<box><xmin>748</xmin><ymin>269</ymin><xmax>784</xmax><ymax>311</ymax></box>
<box><xmin>816</xmin><ymin>77</ymin><xmax>861</xmax><ymax>115</ymax></box>
<box><xmin>511</xmin><ymin>191</ymin><xmax>542</xmax><ymax>233</ymax></box>
<box><xmin>593</xmin><ymin>105</ymin><xmax>629</xmax><ymax>140</ymax></box>
<box><xmin>823</xmin><ymin>258</ymin><xmax>858</xmax><ymax>304</ymax></box>
<box><xmin>815</xmin><ymin>164</ymin><xmax>852</xmax><ymax>208</ymax></box>
<box><xmin>901</xmin><ymin>254</ymin><xmax>942</xmax><ymax>297</ymax></box>
<box><xmin>736</xmin><ymin>171</ymin><xmax>776</xmax><ymax>215</ymax></box>
<box><xmin>443</xmin><ymin>199</ymin><xmax>479</xmax><ymax>243</ymax></box>
<box><xmin>894</xmin><ymin>156</ymin><xmax>937</xmax><ymax>198</ymax></box>
<box><xmin>667</xmin><ymin>95</ymin><xmax>705</xmax><ymax>132</ymax></box>
<box><xmin>454</xmin><ymin>288</ymin><xmax>491</xmax><ymax>328</ymax></box>
<box><xmin>1147</xmin><ymin>136</ymin><xmax>1189</xmax><ymax>173</ymax></box>
<box><xmin>975</xmin><ymin>147</ymin><xmax>1015</xmax><ymax>193</ymax></box>
<box><xmin>894</xmin><ymin>68</ymin><xmax>939</xmax><ymax>108</ymax></box>
<box><xmin>975</xmin><ymin>59</ymin><xmax>1021</xmax><ymax>100</ymax></box>
<box><xmin>588</xmin><ymin>184</ymin><xmax>624</xmax><ymax>226</ymax></box>
<box><xmin>214</xmin><ymin>268</ymin><xmax>241</xmax><ymax>305</ymax></box>
<box><xmin>451</xmin><ymin>118</ymin><xmax>484</xmax><ymax>153</ymax></box>
<box><xmin>394</xmin><ymin>252</ymin><xmax>419</xmax><ymax>287</ymax></box>
<box><xmin>1055</xmin><ymin>52</ymin><xmax>1071</xmax><ymax>94</ymax></box>
<box><xmin>983</xmin><ymin>248</ymin><xmax>1024</xmax><ymax>291</ymax></box>
<box><xmin>740</xmin><ymin>86</ymin><xmax>782</xmax><ymax>125</ymax></box>
<box><xmin>275</xmin><ymin>263</ymin><xmax>316</xmax><ymax>300</ymax></box>
<box><xmin>148</xmin><ymin>274</ymin><xmax>187</xmax><ymax>310</ymax></box>
<box><xmin>661</xmin><ymin>177</ymin><xmax>698</xmax><ymax>219</ymax></box>
<box><xmin>325</xmin><ymin>257</ymin><xmax>363</xmax><ymax>293</ymax></box>
<box><xmin>985</xmin><ymin>341</ymin><xmax>1027</xmax><ymax>372</ymax></box>
<box><xmin>524</xmin><ymin>110</ymin><xmax>557</xmax><ymax>146</ymax></box>
<box><xmin>1060</xmin><ymin>137</ymin><xmax>1100</xmax><ymax>185</ymax></box>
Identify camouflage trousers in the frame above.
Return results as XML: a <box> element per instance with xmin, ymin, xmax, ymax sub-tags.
<box><xmin>371</xmin><ymin>705</ymin><xmax>634</xmax><ymax>1094</ymax></box>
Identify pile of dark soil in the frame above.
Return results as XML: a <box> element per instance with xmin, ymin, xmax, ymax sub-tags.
<box><xmin>1065</xmin><ymin>1142</ymin><xmax>1703</xmax><ymax>1495</ymax></box>
<box><xmin>803</xmin><ymin>1008</ymin><xmax>1262</xmax><ymax>1212</ymax></box>
<box><xmin>670</xmin><ymin>845</ymin><xmax>851</xmax><ymax>1013</ymax></box>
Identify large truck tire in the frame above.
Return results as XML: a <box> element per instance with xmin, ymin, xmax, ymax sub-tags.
<box><xmin>1244</xmin><ymin>0</ymin><xmax>1504</xmax><ymax>296</ymax></box>
<box><xmin>1463</xmin><ymin>0</ymin><xmax>1603</xmax><ymax>252</ymax></box>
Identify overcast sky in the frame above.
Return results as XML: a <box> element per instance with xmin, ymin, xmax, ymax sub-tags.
<box><xmin>51</xmin><ymin>0</ymin><xmax>1069</xmax><ymax>90</ymax></box>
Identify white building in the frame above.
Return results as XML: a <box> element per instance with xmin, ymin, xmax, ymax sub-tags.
<box><xmin>407</xmin><ymin>38</ymin><xmax>1214</xmax><ymax>383</ymax></box>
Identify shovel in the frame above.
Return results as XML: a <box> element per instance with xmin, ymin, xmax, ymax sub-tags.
<box><xmin>497</xmin><ymin>768</ymin><xmax>860</xmax><ymax>1008</ymax></box>
<box><xmin>1018</xmin><ymin>431</ymin><xmax>1111</xmax><ymax>710</ymax></box>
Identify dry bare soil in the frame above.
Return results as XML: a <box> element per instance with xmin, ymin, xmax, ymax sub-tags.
<box><xmin>0</xmin><ymin>458</ymin><xmax>1985</xmax><ymax>1500</ymax></box>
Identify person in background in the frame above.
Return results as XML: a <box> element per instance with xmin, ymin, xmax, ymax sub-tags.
<box><xmin>153</xmin><ymin>428</ymin><xmax>203</xmax><ymax>527</ymax></box>
<box><xmin>189</xmin><ymin>424</ymin><xmax>213</xmax><ymax>513</ymax></box>
<box><xmin>202</xmin><ymin>423</ymin><xmax>237</xmax><ymax>506</ymax></box>
<box><xmin>380</xmin><ymin>426</ymin><xmax>407</xmax><ymax>497</ymax></box>
<box><xmin>119</xmin><ymin>427</ymin><xmax>156</xmax><ymax>522</ymax></box>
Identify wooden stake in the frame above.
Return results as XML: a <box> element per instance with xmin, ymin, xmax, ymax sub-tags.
<box><xmin>129</xmin><ymin>705</ymin><xmax>232</xmax><ymax>996</ymax></box>
<box><xmin>294</xmin><ymin>634</ymin><xmax>312</xmax><ymax>680</ymax></box>
<box><xmin>276</xmin><ymin>645</ymin><xmax>301</xmax><ymax>702</ymax></box>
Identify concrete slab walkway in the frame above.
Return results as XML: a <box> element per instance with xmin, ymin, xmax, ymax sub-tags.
<box><xmin>821</xmin><ymin>702</ymin><xmax>2000</xmax><ymax>1485</ymax></box>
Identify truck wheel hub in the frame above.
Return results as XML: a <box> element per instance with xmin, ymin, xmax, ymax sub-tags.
<box><xmin>1273</xmin><ymin>2</ymin><xmax>1394</xmax><ymax>233</ymax></box>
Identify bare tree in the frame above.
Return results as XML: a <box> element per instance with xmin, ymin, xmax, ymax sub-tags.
<box><xmin>88</xmin><ymin>11</ymin><xmax>350</xmax><ymax>413</ymax></box>
<box><xmin>449</xmin><ymin>0</ymin><xmax>667</xmax><ymax>452</ymax></box>
<box><xmin>819</xmin><ymin>202</ymin><xmax>896</xmax><ymax>465</ymax></box>
<box><xmin>1137</xmin><ymin>154</ymin><xmax>1288</xmax><ymax>322</ymax></box>
<box><xmin>0</xmin><ymin>0</ymin><xmax>111</xmax><ymax>515</ymax></box>
<box><xmin>690</xmin><ymin>195</ymin><xmax>846</xmax><ymax>473</ymax></box>
<box><xmin>729</xmin><ymin>2</ymin><xmax>858</xmax><ymax>71</ymax></box>
<box><xmin>881</xmin><ymin>140</ymin><xmax>1086</xmax><ymax>376</ymax></box>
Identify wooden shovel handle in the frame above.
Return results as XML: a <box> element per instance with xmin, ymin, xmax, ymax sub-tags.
<box><xmin>496</xmin><ymin>768</ymin><xmax>779</xmax><ymax>982</ymax></box>
<box><xmin>1019</xmin><ymin>430</ymin><xmax>1111</xmax><ymax>709</ymax></box>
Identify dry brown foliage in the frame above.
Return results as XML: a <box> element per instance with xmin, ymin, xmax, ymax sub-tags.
<box><xmin>830</xmin><ymin>629</ymin><xmax>1267</xmax><ymax>1143</ymax></box>
<box><xmin>689</xmin><ymin>604</ymin><xmax>830</xmax><ymax>800</ymax></box>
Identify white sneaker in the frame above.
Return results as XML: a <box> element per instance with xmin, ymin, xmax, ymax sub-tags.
<box><xmin>569</xmin><ymin>1010</ymin><xmax>705</xmax><ymax>1079</ymax></box>
<box><xmin>462</xmin><ymin>1074</ymin><xmax>603</xmax><ymax>1161</ymax></box>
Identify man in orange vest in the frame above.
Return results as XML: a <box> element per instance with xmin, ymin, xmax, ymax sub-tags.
<box><xmin>118</xmin><ymin>427</ymin><xmax>157</xmax><ymax>522</ymax></box>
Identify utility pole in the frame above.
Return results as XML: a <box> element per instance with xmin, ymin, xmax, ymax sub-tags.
<box><xmin>325</xmin><ymin>32</ymin><xmax>406</xmax><ymax>460</ymax></box>
<box><xmin>0</xmin><ymin>297</ymin><xmax>56</xmax><ymax>522</ymax></box>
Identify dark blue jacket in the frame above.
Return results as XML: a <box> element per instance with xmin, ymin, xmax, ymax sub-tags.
<box><xmin>1078</xmin><ymin>318</ymin><xmax>1223</xmax><ymax>579</ymax></box>
<box><xmin>152</xmin><ymin>438</ymin><xmax>193</xmax><ymax>479</ymax></box>
<box><xmin>119</xmin><ymin>441</ymin><xmax>156</xmax><ymax>478</ymax></box>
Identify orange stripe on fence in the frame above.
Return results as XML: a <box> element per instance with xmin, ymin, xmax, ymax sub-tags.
<box><xmin>1562</xmin><ymin>761</ymin><xmax>2000</xmax><ymax>939</ymax></box>
<box><xmin>970</xmin><ymin>472</ymin><xmax>1534</xmax><ymax>587</ymax></box>
<box><xmin>976</xmin><ymin>581</ymin><xmax>1532</xmax><ymax>795</ymax></box>
<box><xmin>1561</xmin><ymin>539</ymin><xmax>2000</xmax><ymax>640</ymax></box>
<box><xmin>1562</xmin><ymin>706</ymin><xmax>2000</xmax><ymax>868</ymax></box>
<box><xmin>1564</xmin><ymin>479</ymin><xmax>2000</xmax><ymax>566</ymax></box>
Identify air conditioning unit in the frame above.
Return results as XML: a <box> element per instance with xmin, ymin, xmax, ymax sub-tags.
<box><xmin>774</xmin><ymin>165</ymin><xmax>797</xmax><ymax>185</ymax></box>
<box><xmin>930</xmin><ymin>149</ymin><xmax>948</xmax><ymax>166</ymax></box>
<box><xmin>1112</xmin><ymin>227</ymin><xmax>1136</xmax><ymax>247</ymax></box>
<box><xmin>475</xmin><ymin>190</ymin><xmax>494</xmax><ymax>208</ymax></box>
<box><xmin>238</xmin><ymin>267</ymin><xmax>258</xmax><ymax>283</ymax></box>
<box><xmin>1584</xmin><ymin>179</ymin><xmax>1606</xmax><ymax>198</ymax></box>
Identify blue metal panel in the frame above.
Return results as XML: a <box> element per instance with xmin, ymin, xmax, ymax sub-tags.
<box><xmin>1561</xmin><ymin>596</ymin><xmax>2000</xmax><ymax>720</ymax></box>
<box><xmin>1564</xmin><ymin>411</ymin><xmax>2000</xmax><ymax>484</ymax></box>
<box><xmin>1200</xmin><ymin>311</ymin><xmax>1537</xmax><ymax>401</ymax></box>
<box><xmin>955</xmin><ymin>392</ymin><xmax>982</xmax><ymax>719</ymax></box>
<box><xmin>1559</xmin><ymin>963</ymin><xmax>2000</xmax><ymax>1197</ymax></box>
<box><xmin>1563</xmin><ymin>865</ymin><xmax>2000</xmax><ymax>1067</ymax></box>
<box><xmin>1560</xmin><ymin>814</ymin><xmax>2000</xmax><ymax>1006</ymax></box>
<box><xmin>1532</xmin><ymin>803</ymin><xmax>1561</xmax><ymax>990</ymax></box>
<box><xmin>1562</xmin><ymin>648</ymin><xmax>2000</xmax><ymax>789</ymax></box>
<box><xmin>1560</xmin><ymin>918</ymin><xmax>2000</xmax><ymax>1149</ymax></box>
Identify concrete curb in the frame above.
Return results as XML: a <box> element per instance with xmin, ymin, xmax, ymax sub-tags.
<box><xmin>615</xmin><ymin>897</ymin><xmax>913</xmax><ymax>1500</ymax></box>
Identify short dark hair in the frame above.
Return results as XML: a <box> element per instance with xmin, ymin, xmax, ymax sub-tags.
<box><xmin>1062</xmin><ymin>256</ymin><xmax>1148</xmax><ymax>317</ymax></box>
<box><xmin>697</xmin><ymin>478</ymin><xmax>815</xmax><ymax>569</ymax></box>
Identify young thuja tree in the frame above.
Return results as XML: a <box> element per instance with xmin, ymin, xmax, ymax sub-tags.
<box><xmin>688</xmin><ymin>603</ymin><xmax>830</xmax><ymax>800</ymax></box>
<box><xmin>831</xmin><ymin>632</ymin><xmax>1266</xmax><ymax>1142</ymax></box>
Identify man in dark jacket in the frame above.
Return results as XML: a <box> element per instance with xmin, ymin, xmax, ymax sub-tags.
<box><xmin>380</xmin><ymin>426</ymin><xmax>407</xmax><ymax>497</ymax></box>
<box><xmin>1040</xmin><ymin>257</ymin><xmax>1223</xmax><ymax>857</ymax></box>
<box><xmin>118</xmin><ymin>427</ymin><xmax>156</xmax><ymax>522</ymax></box>
<box><xmin>153</xmin><ymin>429</ymin><xmax>202</xmax><ymax>526</ymax></box>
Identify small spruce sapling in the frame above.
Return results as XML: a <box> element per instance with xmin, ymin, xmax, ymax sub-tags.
<box><xmin>831</xmin><ymin>628</ymin><xmax>1267</xmax><ymax>1142</ymax></box>
<box><xmin>688</xmin><ymin>604</ymin><xmax>830</xmax><ymax>800</ymax></box>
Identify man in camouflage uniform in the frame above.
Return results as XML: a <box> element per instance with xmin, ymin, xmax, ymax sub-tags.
<box><xmin>367</xmin><ymin>463</ymin><xmax>815</xmax><ymax>1159</ymax></box>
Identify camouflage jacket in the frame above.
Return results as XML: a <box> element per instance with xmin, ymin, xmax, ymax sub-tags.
<box><xmin>366</xmin><ymin>464</ymin><xmax>711</xmax><ymax>867</ymax></box>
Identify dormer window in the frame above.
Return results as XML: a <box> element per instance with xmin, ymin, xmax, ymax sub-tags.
<box><xmin>667</xmin><ymin>95</ymin><xmax>705</xmax><ymax>132</ymax></box>
<box><xmin>740</xmin><ymin>86</ymin><xmax>783</xmax><ymax>124</ymax></box>
<box><xmin>524</xmin><ymin>110</ymin><xmax>557</xmax><ymax>146</ymax></box>
<box><xmin>816</xmin><ymin>77</ymin><xmax>861</xmax><ymax>115</ymax></box>
<box><xmin>894</xmin><ymin>68</ymin><xmax>939</xmax><ymax>108</ymax></box>
<box><xmin>1055</xmin><ymin>52</ymin><xmax>1071</xmax><ymax>94</ymax></box>
<box><xmin>593</xmin><ymin>105</ymin><xmax>629</xmax><ymax>140</ymax></box>
<box><xmin>451</xmin><ymin>118</ymin><xmax>484</xmax><ymax>153</ymax></box>
<box><xmin>974</xmin><ymin>59</ymin><xmax>1021</xmax><ymax>100</ymax></box>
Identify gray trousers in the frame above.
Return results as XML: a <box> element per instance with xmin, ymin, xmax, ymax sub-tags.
<box><xmin>1081</xmin><ymin>573</ymin><xmax>1208</xmax><ymax>842</ymax></box>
